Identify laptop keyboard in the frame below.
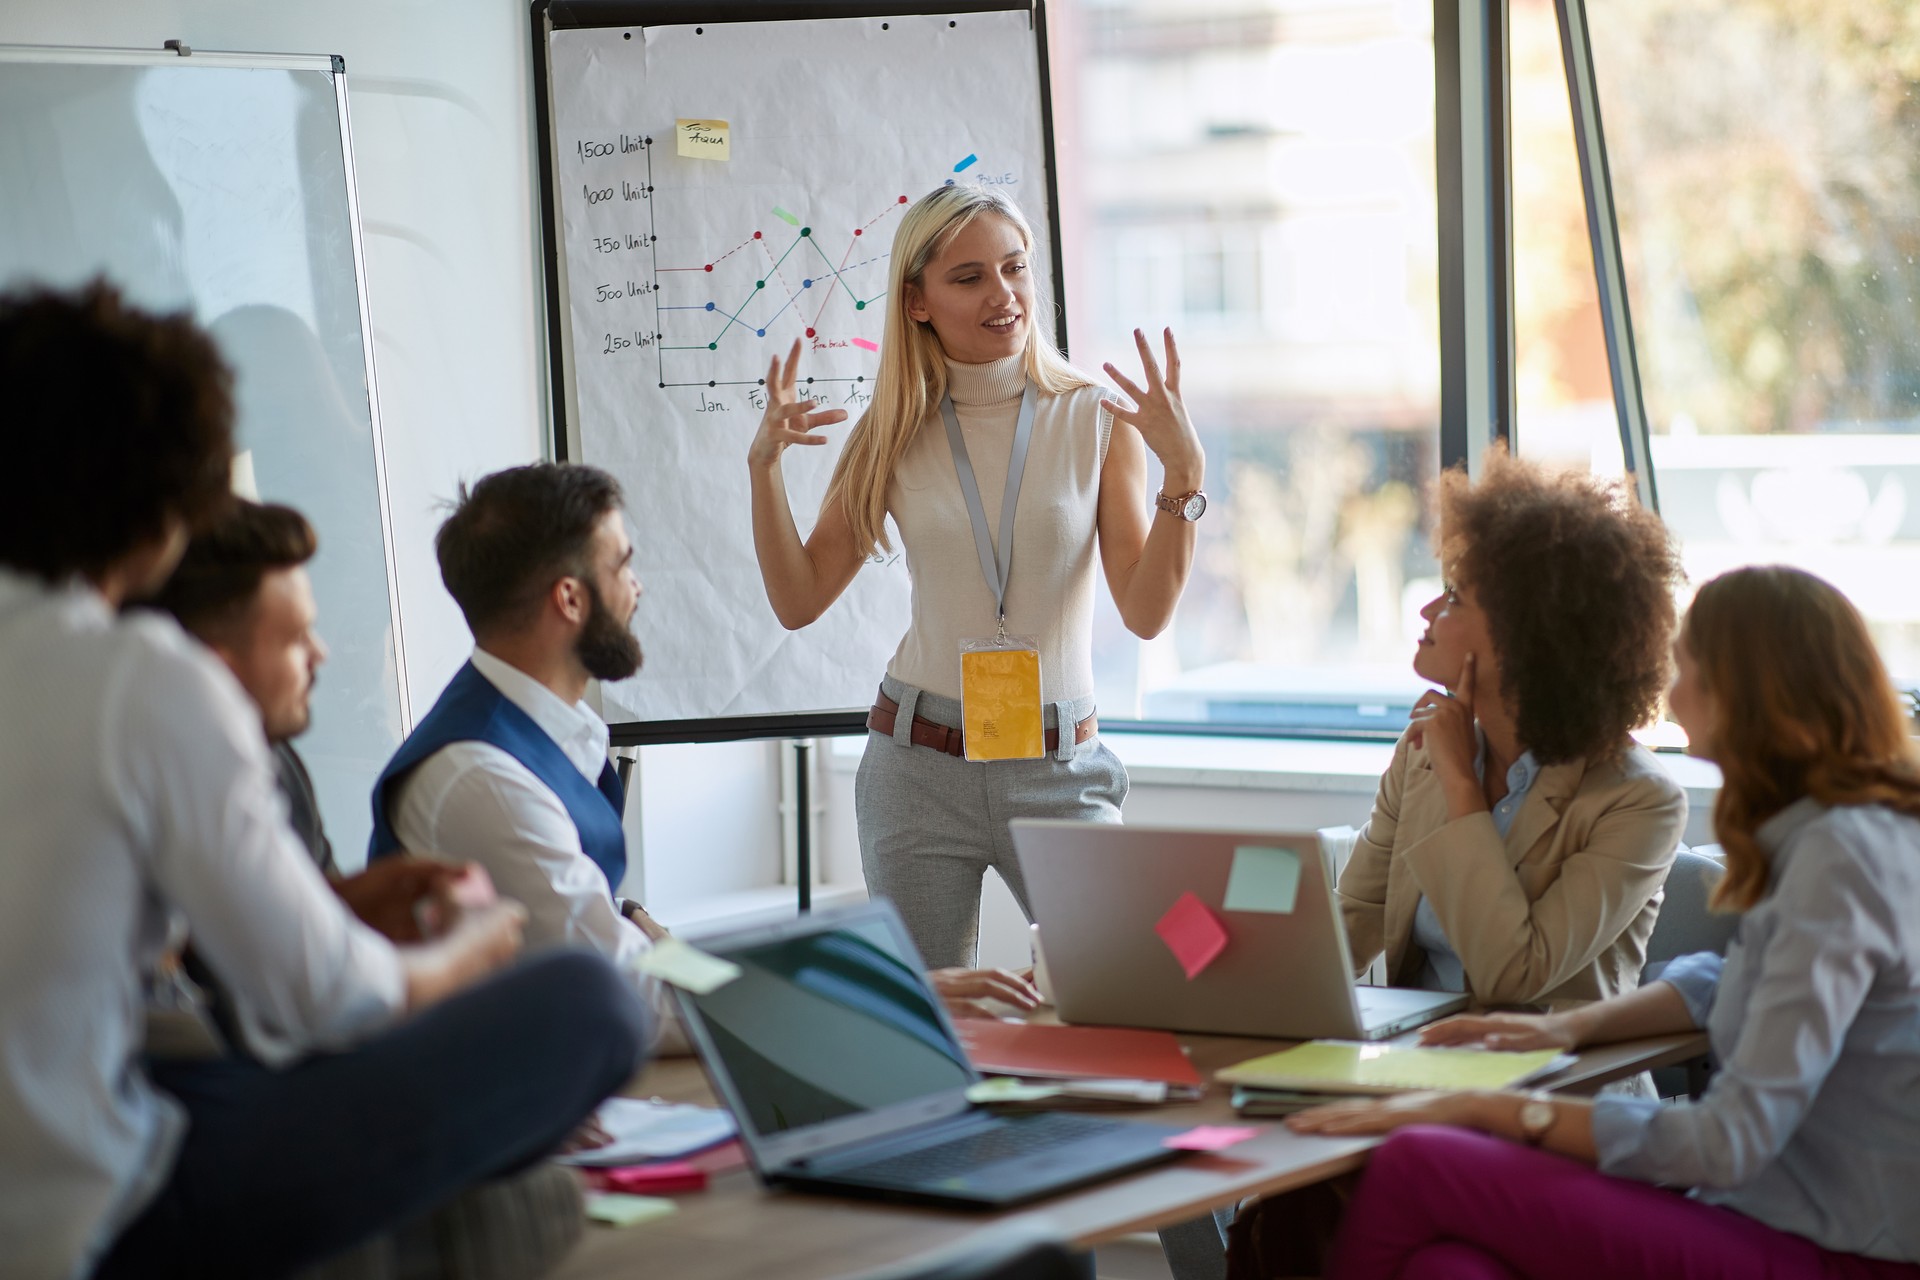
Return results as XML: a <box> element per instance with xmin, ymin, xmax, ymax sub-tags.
<box><xmin>833</xmin><ymin>1112</ymin><xmax>1114</xmax><ymax>1184</ymax></box>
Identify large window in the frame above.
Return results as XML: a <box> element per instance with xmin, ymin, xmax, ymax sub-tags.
<box><xmin>1054</xmin><ymin>0</ymin><xmax>1444</xmax><ymax>732</ymax></box>
<box><xmin>1582</xmin><ymin>0</ymin><xmax>1920</xmax><ymax>685</ymax></box>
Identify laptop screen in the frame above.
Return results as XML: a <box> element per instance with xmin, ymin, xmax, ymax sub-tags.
<box><xmin>677</xmin><ymin>912</ymin><xmax>977</xmax><ymax>1143</ymax></box>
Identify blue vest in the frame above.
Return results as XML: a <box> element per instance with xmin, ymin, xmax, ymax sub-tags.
<box><xmin>367</xmin><ymin>661</ymin><xmax>626</xmax><ymax>898</ymax></box>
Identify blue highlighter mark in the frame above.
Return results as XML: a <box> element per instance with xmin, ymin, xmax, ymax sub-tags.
<box><xmin>953</xmin><ymin>154</ymin><xmax>978</xmax><ymax>173</ymax></box>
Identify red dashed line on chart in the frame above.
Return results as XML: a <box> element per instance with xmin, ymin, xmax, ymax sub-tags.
<box><xmin>807</xmin><ymin>235</ymin><xmax>860</xmax><ymax>331</ymax></box>
<box><xmin>659</xmin><ymin>229</ymin><xmax>764</xmax><ymax>272</ymax></box>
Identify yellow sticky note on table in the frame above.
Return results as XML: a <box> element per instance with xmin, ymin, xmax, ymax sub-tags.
<box><xmin>676</xmin><ymin>118</ymin><xmax>730</xmax><ymax>160</ymax></box>
<box><xmin>966</xmin><ymin>1078</ymin><xmax>1063</xmax><ymax>1104</ymax></box>
<box><xmin>960</xmin><ymin>645</ymin><xmax>1044</xmax><ymax>761</ymax></box>
<box><xmin>586</xmin><ymin>1193</ymin><xmax>678</xmax><ymax>1228</ymax></box>
<box><xmin>637</xmin><ymin>937</ymin><xmax>741</xmax><ymax>995</ymax></box>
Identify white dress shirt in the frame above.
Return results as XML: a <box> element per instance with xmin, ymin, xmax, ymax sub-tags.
<box><xmin>388</xmin><ymin>649</ymin><xmax>674</xmax><ymax>1041</ymax></box>
<box><xmin>0</xmin><ymin>570</ymin><xmax>404</xmax><ymax>1280</ymax></box>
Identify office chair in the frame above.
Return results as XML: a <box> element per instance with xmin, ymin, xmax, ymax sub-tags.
<box><xmin>1642</xmin><ymin>845</ymin><xmax>1739</xmax><ymax>1097</ymax></box>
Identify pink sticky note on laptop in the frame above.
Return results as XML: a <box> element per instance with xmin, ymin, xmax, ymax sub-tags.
<box><xmin>1154</xmin><ymin>891</ymin><xmax>1229</xmax><ymax>980</ymax></box>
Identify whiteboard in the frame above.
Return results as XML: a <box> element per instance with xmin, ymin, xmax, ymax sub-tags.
<box><xmin>542</xmin><ymin>8</ymin><xmax>1057</xmax><ymax>731</ymax></box>
<box><xmin>0</xmin><ymin>47</ymin><xmax>407</xmax><ymax>863</ymax></box>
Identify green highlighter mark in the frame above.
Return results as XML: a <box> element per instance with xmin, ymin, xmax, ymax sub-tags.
<box><xmin>1223</xmin><ymin>845</ymin><xmax>1301</xmax><ymax>914</ymax></box>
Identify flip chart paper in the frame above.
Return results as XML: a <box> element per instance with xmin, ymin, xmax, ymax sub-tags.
<box><xmin>1223</xmin><ymin>845</ymin><xmax>1301</xmax><ymax>914</ymax></box>
<box><xmin>675</xmin><ymin>118</ymin><xmax>730</xmax><ymax>160</ymax></box>
<box><xmin>636</xmin><ymin>937</ymin><xmax>742</xmax><ymax>994</ymax></box>
<box><xmin>547</xmin><ymin>13</ymin><xmax>1051</xmax><ymax>724</ymax></box>
<box><xmin>1154</xmin><ymin>891</ymin><xmax>1229</xmax><ymax>980</ymax></box>
<box><xmin>586</xmin><ymin>1193</ymin><xmax>680</xmax><ymax>1227</ymax></box>
<box><xmin>1163</xmin><ymin>1125</ymin><xmax>1260</xmax><ymax>1152</ymax></box>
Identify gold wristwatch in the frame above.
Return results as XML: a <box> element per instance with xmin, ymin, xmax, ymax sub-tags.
<box><xmin>1156</xmin><ymin>488</ymin><xmax>1207</xmax><ymax>521</ymax></box>
<box><xmin>1517</xmin><ymin>1092</ymin><xmax>1556</xmax><ymax>1146</ymax></box>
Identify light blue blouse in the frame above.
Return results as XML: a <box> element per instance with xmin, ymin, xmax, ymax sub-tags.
<box><xmin>1412</xmin><ymin>746</ymin><xmax>1540</xmax><ymax>991</ymax></box>
<box><xmin>1592</xmin><ymin>798</ymin><xmax>1920</xmax><ymax>1263</ymax></box>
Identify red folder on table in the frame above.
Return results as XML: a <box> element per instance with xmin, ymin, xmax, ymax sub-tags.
<box><xmin>954</xmin><ymin>1019</ymin><xmax>1203</xmax><ymax>1088</ymax></box>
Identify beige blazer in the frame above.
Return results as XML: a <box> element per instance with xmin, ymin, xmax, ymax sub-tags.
<box><xmin>1337</xmin><ymin>731</ymin><xmax>1686</xmax><ymax>1007</ymax></box>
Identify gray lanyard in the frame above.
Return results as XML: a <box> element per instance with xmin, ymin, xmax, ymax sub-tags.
<box><xmin>941</xmin><ymin>381</ymin><xmax>1038</xmax><ymax>640</ymax></box>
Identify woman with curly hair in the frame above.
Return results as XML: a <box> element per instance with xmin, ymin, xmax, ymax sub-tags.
<box><xmin>1336</xmin><ymin>450</ymin><xmax>1687</xmax><ymax>1006</ymax></box>
<box><xmin>1285</xmin><ymin>565</ymin><xmax>1920</xmax><ymax>1279</ymax></box>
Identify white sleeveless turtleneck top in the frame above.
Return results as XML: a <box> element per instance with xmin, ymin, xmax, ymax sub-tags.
<box><xmin>884</xmin><ymin>354</ymin><xmax>1113</xmax><ymax>704</ymax></box>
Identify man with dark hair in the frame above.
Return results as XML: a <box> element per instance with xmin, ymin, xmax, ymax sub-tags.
<box><xmin>150</xmin><ymin>500</ymin><xmax>336</xmax><ymax>858</ymax></box>
<box><xmin>150</xmin><ymin>499</ymin><xmax>477</xmax><ymax>1009</ymax></box>
<box><xmin>372</xmin><ymin>463</ymin><xmax>1043</xmax><ymax>1032</ymax></box>
<box><xmin>0</xmin><ymin>282</ymin><xmax>648</xmax><ymax>1280</ymax></box>
<box><xmin>149</xmin><ymin>498</ymin><xmax>598</xmax><ymax>1278</ymax></box>
<box><xmin>369</xmin><ymin>464</ymin><xmax>673</xmax><ymax>1029</ymax></box>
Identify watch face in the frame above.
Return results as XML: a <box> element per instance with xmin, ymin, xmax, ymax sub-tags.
<box><xmin>1182</xmin><ymin>492</ymin><xmax>1207</xmax><ymax>521</ymax></box>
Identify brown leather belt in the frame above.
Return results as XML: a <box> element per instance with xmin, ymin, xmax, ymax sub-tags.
<box><xmin>867</xmin><ymin>692</ymin><xmax>1098</xmax><ymax>759</ymax></box>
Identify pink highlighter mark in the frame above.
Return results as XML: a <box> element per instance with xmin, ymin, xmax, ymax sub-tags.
<box><xmin>851</xmin><ymin>337</ymin><xmax>880</xmax><ymax>353</ymax></box>
<box><xmin>1164</xmin><ymin>1125</ymin><xmax>1260</xmax><ymax>1153</ymax></box>
<box><xmin>1154</xmin><ymin>891</ymin><xmax>1229</xmax><ymax>980</ymax></box>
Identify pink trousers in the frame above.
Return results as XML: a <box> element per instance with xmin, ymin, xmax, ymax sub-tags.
<box><xmin>1326</xmin><ymin>1126</ymin><xmax>1920</xmax><ymax>1280</ymax></box>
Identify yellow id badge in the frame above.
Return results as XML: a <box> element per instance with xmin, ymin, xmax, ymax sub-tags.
<box><xmin>959</xmin><ymin>639</ymin><xmax>1044</xmax><ymax>761</ymax></box>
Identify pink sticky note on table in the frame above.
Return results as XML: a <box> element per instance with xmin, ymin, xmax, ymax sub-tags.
<box><xmin>1154</xmin><ymin>891</ymin><xmax>1229</xmax><ymax>980</ymax></box>
<box><xmin>1163</xmin><ymin>1125</ymin><xmax>1260</xmax><ymax>1153</ymax></box>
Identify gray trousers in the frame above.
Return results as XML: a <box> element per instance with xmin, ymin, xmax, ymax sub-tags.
<box><xmin>856</xmin><ymin>675</ymin><xmax>1127</xmax><ymax>969</ymax></box>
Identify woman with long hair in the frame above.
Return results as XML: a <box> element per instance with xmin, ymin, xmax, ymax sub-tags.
<box><xmin>747</xmin><ymin>185</ymin><xmax>1203</xmax><ymax>967</ymax></box>
<box><xmin>1284</xmin><ymin>565</ymin><xmax>1920</xmax><ymax>1280</ymax></box>
<box><xmin>1336</xmin><ymin>451</ymin><xmax>1687</xmax><ymax>1007</ymax></box>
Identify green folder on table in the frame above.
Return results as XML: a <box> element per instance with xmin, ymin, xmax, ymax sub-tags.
<box><xmin>1216</xmin><ymin>1040</ymin><xmax>1569</xmax><ymax>1095</ymax></box>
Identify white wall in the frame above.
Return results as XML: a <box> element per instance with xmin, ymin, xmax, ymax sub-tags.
<box><xmin>0</xmin><ymin>2</ymin><xmax>551</xmax><ymax>723</ymax></box>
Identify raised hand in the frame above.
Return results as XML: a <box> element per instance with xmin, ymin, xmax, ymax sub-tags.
<box><xmin>1102</xmin><ymin>328</ymin><xmax>1204</xmax><ymax>488</ymax></box>
<box><xmin>747</xmin><ymin>338</ymin><xmax>850</xmax><ymax>472</ymax></box>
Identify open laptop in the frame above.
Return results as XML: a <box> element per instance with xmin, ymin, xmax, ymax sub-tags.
<box><xmin>668</xmin><ymin>901</ymin><xmax>1188</xmax><ymax>1209</ymax></box>
<box><xmin>1012</xmin><ymin>820</ymin><xmax>1467</xmax><ymax>1040</ymax></box>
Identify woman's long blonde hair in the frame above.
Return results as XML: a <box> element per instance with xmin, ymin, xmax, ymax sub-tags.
<box><xmin>1684</xmin><ymin>565</ymin><xmax>1920</xmax><ymax>910</ymax></box>
<box><xmin>823</xmin><ymin>185</ymin><xmax>1092</xmax><ymax>554</ymax></box>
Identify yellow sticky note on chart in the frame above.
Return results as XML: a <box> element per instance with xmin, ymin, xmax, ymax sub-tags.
<box><xmin>676</xmin><ymin>118</ymin><xmax>730</xmax><ymax>160</ymax></box>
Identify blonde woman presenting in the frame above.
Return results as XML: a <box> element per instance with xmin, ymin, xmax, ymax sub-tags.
<box><xmin>748</xmin><ymin>185</ymin><xmax>1204</xmax><ymax>967</ymax></box>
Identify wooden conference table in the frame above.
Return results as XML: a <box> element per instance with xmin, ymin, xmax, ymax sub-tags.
<box><xmin>548</xmin><ymin>1024</ymin><xmax>1707</xmax><ymax>1280</ymax></box>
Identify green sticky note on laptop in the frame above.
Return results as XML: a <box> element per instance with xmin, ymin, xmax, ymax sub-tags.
<box><xmin>1223</xmin><ymin>845</ymin><xmax>1301</xmax><ymax>914</ymax></box>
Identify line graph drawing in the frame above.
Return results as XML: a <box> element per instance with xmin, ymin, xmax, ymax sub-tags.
<box><xmin>635</xmin><ymin>136</ymin><xmax>916</xmax><ymax>390</ymax></box>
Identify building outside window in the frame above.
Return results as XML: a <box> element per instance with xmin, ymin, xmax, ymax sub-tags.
<box><xmin>1053</xmin><ymin>0</ymin><xmax>1444</xmax><ymax>733</ymax></box>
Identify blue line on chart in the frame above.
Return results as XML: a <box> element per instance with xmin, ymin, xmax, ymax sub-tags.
<box><xmin>954</xmin><ymin>154</ymin><xmax>978</xmax><ymax>172</ymax></box>
<box><xmin>803</xmin><ymin>237</ymin><xmax>889</xmax><ymax>288</ymax></box>
<box><xmin>759</xmin><ymin>281</ymin><xmax>814</xmax><ymax>328</ymax></box>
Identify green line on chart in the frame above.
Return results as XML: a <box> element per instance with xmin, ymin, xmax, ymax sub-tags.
<box><xmin>772</xmin><ymin>206</ymin><xmax>800</xmax><ymax>226</ymax></box>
